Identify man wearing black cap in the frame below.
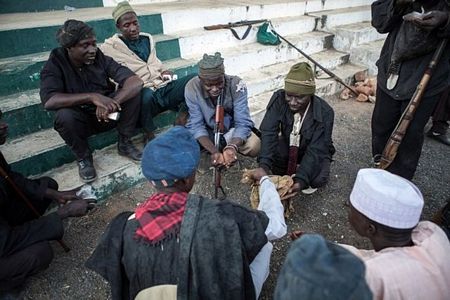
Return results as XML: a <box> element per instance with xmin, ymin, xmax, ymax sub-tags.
<box><xmin>101</xmin><ymin>1</ymin><xmax>196</xmax><ymax>143</ymax></box>
<box><xmin>185</xmin><ymin>52</ymin><xmax>260</xmax><ymax>168</ymax></box>
<box><xmin>86</xmin><ymin>126</ymin><xmax>286</xmax><ymax>300</ymax></box>
<box><xmin>258</xmin><ymin>62</ymin><xmax>335</xmax><ymax>197</ymax></box>
<box><xmin>40</xmin><ymin>19</ymin><xmax>143</xmax><ymax>183</ymax></box>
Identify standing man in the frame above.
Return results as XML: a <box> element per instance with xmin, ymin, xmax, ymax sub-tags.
<box><xmin>101</xmin><ymin>1</ymin><xmax>197</xmax><ymax>142</ymax></box>
<box><xmin>371</xmin><ymin>0</ymin><xmax>450</xmax><ymax>179</ymax></box>
<box><xmin>185</xmin><ymin>52</ymin><xmax>260</xmax><ymax>168</ymax></box>
<box><xmin>427</xmin><ymin>85</ymin><xmax>450</xmax><ymax>146</ymax></box>
<box><xmin>86</xmin><ymin>126</ymin><xmax>286</xmax><ymax>299</ymax></box>
<box><xmin>258</xmin><ymin>62</ymin><xmax>335</xmax><ymax>197</ymax></box>
<box><xmin>40</xmin><ymin>19</ymin><xmax>143</xmax><ymax>183</ymax></box>
<box><xmin>0</xmin><ymin>111</ymin><xmax>92</xmax><ymax>294</ymax></box>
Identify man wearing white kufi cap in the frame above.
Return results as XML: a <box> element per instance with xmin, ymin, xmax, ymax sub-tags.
<box><xmin>340</xmin><ymin>168</ymin><xmax>450</xmax><ymax>300</ymax></box>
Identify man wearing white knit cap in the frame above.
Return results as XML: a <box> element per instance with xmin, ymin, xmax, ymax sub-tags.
<box><xmin>341</xmin><ymin>168</ymin><xmax>450</xmax><ymax>300</ymax></box>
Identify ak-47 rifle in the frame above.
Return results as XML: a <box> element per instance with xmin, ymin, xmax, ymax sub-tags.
<box><xmin>271</xmin><ymin>28</ymin><xmax>359</xmax><ymax>97</ymax></box>
<box><xmin>213</xmin><ymin>93</ymin><xmax>226</xmax><ymax>199</ymax></box>
<box><xmin>379</xmin><ymin>39</ymin><xmax>448</xmax><ymax>170</ymax></box>
<box><xmin>204</xmin><ymin>19</ymin><xmax>268</xmax><ymax>40</ymax></box>
<box><xmin>0</xmin><ymin>165</ymin><xmax>70</xmax><ymax>252</ymax></box>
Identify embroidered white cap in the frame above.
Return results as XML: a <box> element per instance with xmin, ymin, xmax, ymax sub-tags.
<box><xmin>350</xmin><ymin>168</ymin><xmax>424</xmax><ymax>229</ymax></box>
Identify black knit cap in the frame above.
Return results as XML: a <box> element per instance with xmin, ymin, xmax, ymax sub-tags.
<box><xmin>56</xmin><ymin>19</ymin><xmax>95</xmax><ymax>48</ymax></box>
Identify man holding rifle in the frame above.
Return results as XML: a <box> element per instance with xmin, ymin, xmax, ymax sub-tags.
<box><xmin>185</xmin><ymin>52</ymin><xmax>260</xmax><ymax>168</ymax></box>
<box><xmin>371</xmin><ymin>0</ymin><xmax>450</xmax><ymax>179</ymax></box>
<box><xmin>0</xmin><ymin>111</ymin><xmax>92</xmax><ymax>295</ymax></box>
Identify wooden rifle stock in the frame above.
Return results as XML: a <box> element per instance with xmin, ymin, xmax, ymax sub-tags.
<box><xmin>204</xmin><ymin>19</ymin><xmax>268</xmax><ymax>31</ymax></box>
<box><xmin>379</xmin><ymin>39</ymin><xmax>448</xmax><ymax>170</ymax></box>
<box><xmin>271</xmin><ymin>29</ymin><xmax>359</xmax><ymax>97</ymax></box>
<box><xmin>213</xmin><ymin>95</ymin><xmax>226</xmax><ymax>199</ymax></box>
<box><xmin>0</xmin><ymin>166</ymin><xmax>70</xmax><ymax>252</ymax></box>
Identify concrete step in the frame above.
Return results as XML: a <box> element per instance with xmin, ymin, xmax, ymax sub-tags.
<box><xmin>0</xmin><ymin>57</ymin><xmax>197</xmax><ymax>140</ymax></box>
<box><xmin>0</xmin><ymin>0</ymin><xmax>104</xmax><ymax>14</ymax></box>
<box><xmin>219</xmin><ymin>31</ymin><xmax>334</xmax><ymax>75</ymax></box>
<box><xmin>309</xmin><ymin>5</ymin><xmax>372</xmax><ymax>30</ymax></box>
<box><xmin>332</xmin><ymin>21</ymin><xmax>386</xmax><ymax>52</ymax></box>
<box><xmin>0</xmin><ymin>34</ymin><xmax>181</xmax><ymax>97</ymax></box>
<box><xmin>29</xmin><ymin>61</ymin><xmax>367</xmax><ymax>200</ymax></box>
<box><xmin>176</xmin><ymin>15</ymin><xmax>319</xmax><ymax>58</ymax></box>
<box><xmin>305</xmin><ymin>0</ymin><xmax>372</xmax><ymax>13</ymax></box>
<box><xmin>243</xmin><ymin>49</ymin><xmax>350</xmax><ymax>98</ymax></box>
<box><xmin>349</xmin><ymin>39</ymin><xmax>385</xmax><ymax>75</ymax></box>
<box><xmin>249</xmin><ymin>62</ymin><xmax>368</xmax><ymax>128</ymax></box>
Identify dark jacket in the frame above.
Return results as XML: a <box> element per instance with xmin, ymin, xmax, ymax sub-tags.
<box><xmin>86</xmin><ymin>194</ymin><xmax>269</xmax><ymax>300</ymax></box>
<box><xmin>0</xmin><ymin>152</ymin><xmax>63</xmax><ymax>258</ymax></box>
<box><xmin>258</xmin><ymin>90</ymin><xmax>335</xmax><ymax>188</ymax></box>
<box><xmin>372</xmin><ymin>0</ymin><xmax>450</xmax><ymax>100</ymax></box>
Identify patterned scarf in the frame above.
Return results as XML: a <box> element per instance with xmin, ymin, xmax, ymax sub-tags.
<box><xmin>286</xmin><ymin>102</ymin><xmax>311</xmax><ymax>175</ymax></box>
<box><xmin>134</xmin><ymin>191</ymin><xmax>188</xmax><ymax>245</ymax></box>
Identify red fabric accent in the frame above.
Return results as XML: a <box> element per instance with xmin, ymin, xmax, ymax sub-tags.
<box><xmin>286</xmin><ymin>146</ymin><xmax>299</xmax><ymax>176</ymax></box>
<box><xmin>134</xmin><ymin>192</ymin><xmax>188</xmax><ymax>244</ymax></box>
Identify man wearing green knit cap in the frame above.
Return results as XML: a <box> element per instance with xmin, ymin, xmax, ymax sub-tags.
<box><xmin>258</xmin><ymin>62</ymin><xmax>335</xmax><ymax>198</ymax></box>
<box><xmin>102</xmin><ymin>1</ymin><xmax>196</xmax><ymax>143</ymax></box>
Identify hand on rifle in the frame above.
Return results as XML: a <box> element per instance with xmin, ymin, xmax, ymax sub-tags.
<box><xmin>413</xmin><ymin>11</ymin><xmax>449</xmax><ymax>31</ymax></box>
<box><xmin>211</xmin><ymin>152</ymin><xmax>225</xmax><ymax>167</ymax></box>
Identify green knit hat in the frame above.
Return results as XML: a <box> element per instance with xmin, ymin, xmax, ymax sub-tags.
<box><xmin>285</xmin><ymin>62</ymin><xmax>316</xmax><ymax>95</ymax></box>
<box><xmin>112</xmin><ymin>1</ymin><xmax>135</xmax><ymax>23</ymax></box>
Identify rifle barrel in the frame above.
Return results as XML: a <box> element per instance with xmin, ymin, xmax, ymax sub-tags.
<box><xmin>204</xmin><ymin>19</ymin><xmax>267</xmax><ymax>31</ymax></box>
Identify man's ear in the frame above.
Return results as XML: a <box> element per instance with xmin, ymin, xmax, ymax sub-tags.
<box><xmin>366</xmin><ymin>222</ymin><xmax>377</xmax><ymax>237</ymax></box>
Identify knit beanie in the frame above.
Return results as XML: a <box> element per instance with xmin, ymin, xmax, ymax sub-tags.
<box><xmin>285</xmin><ymin>62</ymin><xmax>316</xmax><ymax>95</ymax></box>
<box><xmin>198</xmin><ymin>52</ymin><xmax>225</xmax><ymax>79</ymax></box>
<box><xmin>112</xmin><ymin>1</ymin><xmax>135</xmax><ymax>23</ymax></box>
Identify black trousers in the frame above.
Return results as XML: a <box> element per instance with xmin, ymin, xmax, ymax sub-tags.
<box><xmin>0</xmin><ymin>177</ymin><xmax>57</xmax><ymax>291</ymax></box>
<box><xmin>270</xmin><ymin>136</ymin><xmax>331</xmax><ymax>188</ymax></box>
<box><xmin>372</xmin><ymin>87</ymin><xmax>441</xmax><ymax>180</ymax></box>
<box><xmin>54</xmin><ymin>94</ymin><xmax>141</xmax><ymax>160</ymax></box>
<box><xmin>430</xmin><ymin>86</ymin><xmax>450</xmax><ymax>134</ymax></box>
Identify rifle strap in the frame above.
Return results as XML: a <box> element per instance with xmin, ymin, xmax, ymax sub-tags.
<box><xmin>230</xmin><ymin>25</ymin><xmax>252</xmax><ymax>40</ymax></box>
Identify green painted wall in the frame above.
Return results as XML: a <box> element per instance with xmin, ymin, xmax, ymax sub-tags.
<box><xmin>0</xmin><ymin>0</ymin><xmax>103</xmax><ymax>14</ymax></box>
<box><xmin>0</xmin><ymin>15</ymin><xmax>163</xmax><ymax>59</ymax></box>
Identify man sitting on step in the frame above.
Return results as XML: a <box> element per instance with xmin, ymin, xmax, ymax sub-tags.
<box><xmin>185</xmin><ymin>52</ymin><xmax>260</xmax><ymax>169</ymax></box>
<box><xmin>101</xmin><ymin>1</ymin><xmax>196</xmax><ymax>143</ymax></box>
<box><xmin>86</xmin><ymin>126</ymin><xmax>286</xmax><ymax>300</ymax></box>
<box><xmin>0</xmin><ymin>110</ymin><xmax>92</xmax><ymax>295</ymax></box>
<box><xmin>258</xmin><ymin>62</ymin><xmax>335</xmax><ymax>198</ymax></box>
<box><xmin>40</xmin><ymin>19</ymin><xmax>143</xmax><ymax>183</ymax></box>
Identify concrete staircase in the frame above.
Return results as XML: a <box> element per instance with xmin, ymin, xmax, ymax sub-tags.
<box><xmin>0</xmin><ymin>0</ymin><xmax>385</xmax><ymax>200</ymax></box>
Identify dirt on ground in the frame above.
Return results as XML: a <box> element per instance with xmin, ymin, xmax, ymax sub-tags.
<box><xmin>20</xmin><ymin>95</ymin><xmax>450</xmax><ymax>300</ymax></box>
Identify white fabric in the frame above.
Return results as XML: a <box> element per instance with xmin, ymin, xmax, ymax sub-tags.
<box><xmin>350</xmin><ymin>168</ymin><xmax>423</xmax><ymax>229</ymax></box>
<box><xmin>340</xmin><ymin>221</ymin><xmax>450</xmax><ymax>300</ymax></box>
<box><xmin>250</xmin><ymin>176</ymin><xmax>287</xmax><ymax>299</ymax></box>
<box><xmin>289</xmin><ymin>102</ymin><xmax>310</xmax><ymax>147</ymax></box>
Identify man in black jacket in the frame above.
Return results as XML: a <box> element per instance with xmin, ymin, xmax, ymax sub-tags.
<box><xmin>371</xmin><ymin>0</ymin><xmax>450</xmax><ymax>179</ymax></box>
<box><xmin>258</xmin><ymin>62</ymin><xmax>335</xmax><ymax>197</ymax></box>
<box><xmin>0</xmin><ymin>111</ymin><xmax>92</xmax><ymax>294</ymax></box>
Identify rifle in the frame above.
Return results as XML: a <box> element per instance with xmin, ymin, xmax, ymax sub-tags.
<box><xmin>0</xmin><ymin>165</ymin><xmax>70</xmax><ymax>252</ymax></box>
<box><xmin>213</xmin><ymin>94</ymin><xmax>226</xmax><ymax>200</ymax></box>
<box><xmin>271</xmin><ymin>28</ymin><xmax>359</xmax><ymax>97</ymax></box>
<box><xmin>379</xmin><ymin>39</ymin><xmax>448</xmax><ymax>170</ymax></box>
<box><xmin>204</xmin><ymin>19</ymin><xmax>268</xmax><ymax>40</ymax></box>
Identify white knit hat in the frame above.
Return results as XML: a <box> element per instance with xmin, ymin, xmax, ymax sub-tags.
<box><xmin>350</xmin><ymin>169</ymin><xmax>424</xmax><ymax>229</ymax></box>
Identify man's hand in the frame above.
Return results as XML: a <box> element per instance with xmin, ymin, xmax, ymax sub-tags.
<box><xmin>46</xmin><ymin>189</ymin><xmax>81</xmax><ymax>205</ymax></box>
<box><xmin>211</xmin><ymin>152</ymin><xmax>225</xmax><ymax>166</ymax></box>
<box><xmin>161</xmin><ymin>70</ymin><xmax>174</xmax><ymax>81</ymax></box>
<box><xmin>246</xmin><ymin>167</ymin><xmax>268</xmax><ymax>182</ymax></box>
<box><xmin>413</xmin><ymin>11</ymin><xmax>449</xmax><ymax>31</ymax></box>
<box><xmin>222</xmin><ymin>147</ymin><xmax>238</xmax><ymax>167</ymax></box>
<box><xmin>290</xmin><ymin>230</ymin><xmax>305</xmax><ymax>241</ymax></box>
<box><xmin>57</xmin><ymin>200</ymin><xmax>93</xmax><ymax>219</ymax></box>
<box><xmin>281</xmin><ymin>182</ymin><xmax>301</xmax><ymax>200</ymax></box>
<box><xmin>91</xmin><ymin>94</ymin><xmax>121</xmax><ymax>115</ymax></box>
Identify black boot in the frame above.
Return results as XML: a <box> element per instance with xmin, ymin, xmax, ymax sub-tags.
<box><xmin>118</xmin><ymin>136</ymin><xmax>142</xmax><ymax>161</ymax></box>
<box><xmin>77</xmin><ymin>156</ymin><xmax>97</xmax><ymax>182</ymax></box>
